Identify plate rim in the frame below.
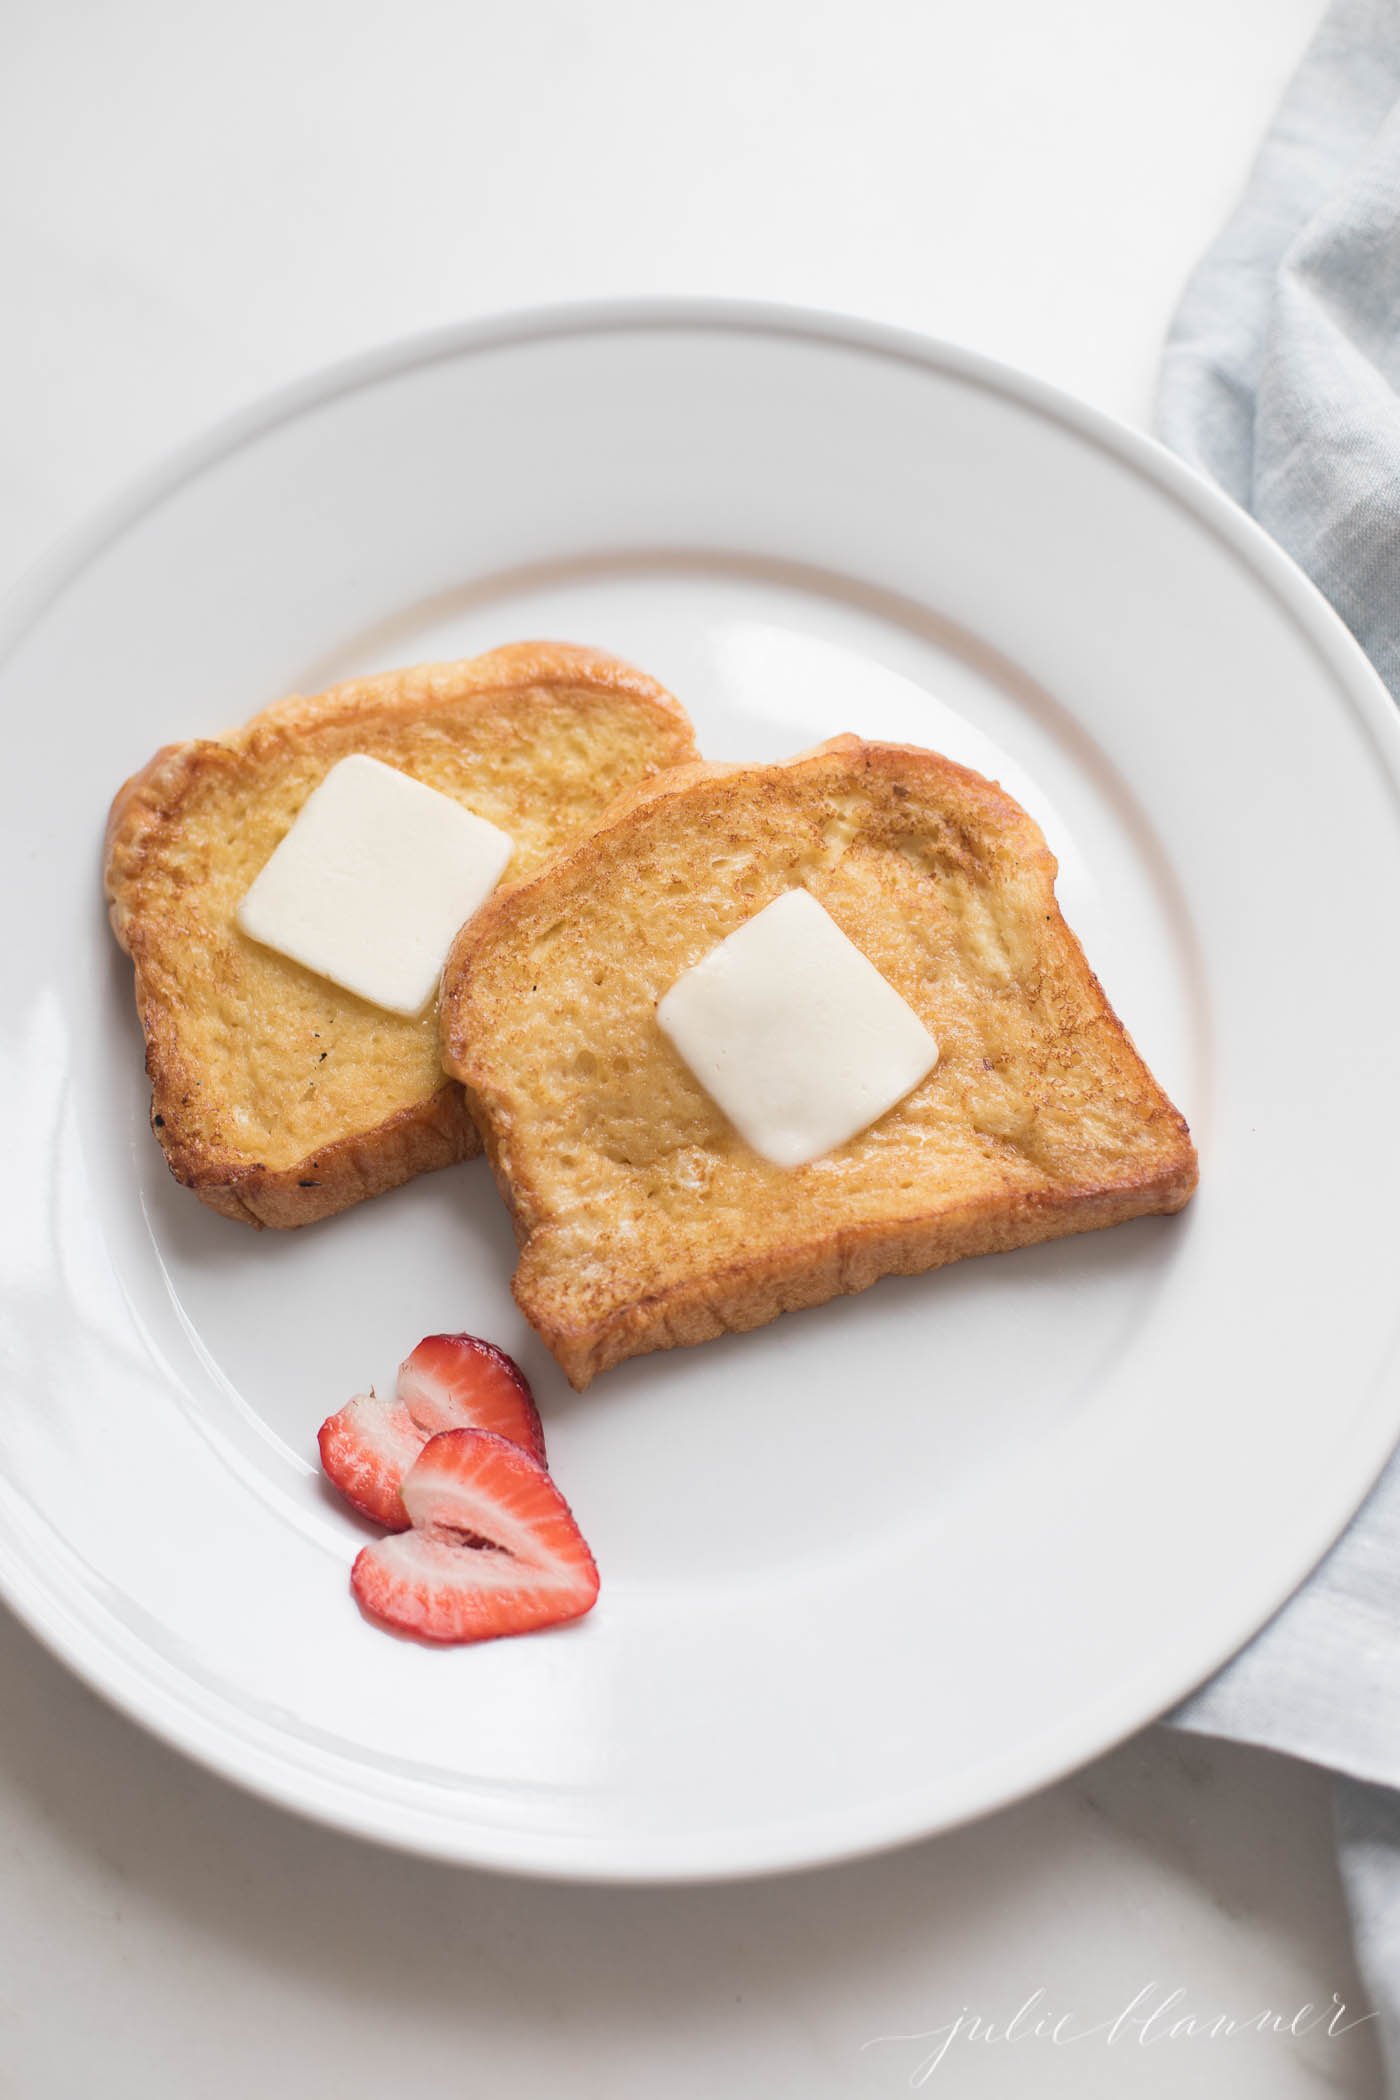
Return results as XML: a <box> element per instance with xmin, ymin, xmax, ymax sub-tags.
<box><xmin>6</xmin><ymin>295</ymin><xmax>1400</xmax><ymax>1883</ymax></box>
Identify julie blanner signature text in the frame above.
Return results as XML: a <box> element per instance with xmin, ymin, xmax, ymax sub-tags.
<box><xmin>864</xmin><ymin>1983</ymin><xmax>1376</xmax><ymax>2085</ymax></box>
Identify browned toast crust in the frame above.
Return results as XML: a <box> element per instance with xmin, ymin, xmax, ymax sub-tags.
<box><xmin>441</xmin><ymin>737</ymin><xmax>1198</xmax><ymax>1386</ymax></box>
<box><xmin>105</xmin><ymin>643</ymin><xmax>697</xmax><ymax>1227</ymax></box>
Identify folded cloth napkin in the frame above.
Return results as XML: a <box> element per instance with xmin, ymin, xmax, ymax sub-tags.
<box><xmin>1158</xmin><ymin>0</ymin><xmax>1400</xmax><ymax>2079</ymax></box>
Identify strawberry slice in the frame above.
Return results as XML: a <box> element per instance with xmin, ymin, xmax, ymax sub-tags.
<box><xmin>351</xmin><ymin>1428</ymin><xmax>599</xmax><ymax>1644</ymax></box>
<box><xmin>397</xmin><ymin>1334</ymin><xmax>546</xmax><ymax>1466</ymax></box>
<box><xmin>318</xmin><ymin>1333</ymin><xmax>545</xmax><ymax>1529</ymax></box>
<box><xmin>317</xmin><ymin>1391</ymin><xmax>423</xmax><ymax>1529</ymax></box>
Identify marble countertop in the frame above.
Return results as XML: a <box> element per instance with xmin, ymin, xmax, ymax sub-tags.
<box><xmin>3</xmin><ymin>1</ymin><xmax>1381</xmax><ymax>2093</ymax></box>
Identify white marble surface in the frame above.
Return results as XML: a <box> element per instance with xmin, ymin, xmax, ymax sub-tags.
<box><xmin>2</xmin><ymin>1</ymin><xmax>1385</xmax><ymax>2094</ymax></box>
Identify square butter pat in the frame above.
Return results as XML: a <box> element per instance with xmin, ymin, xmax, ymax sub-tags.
<box><xmin>236</xmin><ymin>755</ymin><xmax>513</xmax><ymax>1016</ymax></box>
<box><xmin>657</xmin><ymin>888</ymin><xmax>939</xmax><ymax>1168</ymax></box>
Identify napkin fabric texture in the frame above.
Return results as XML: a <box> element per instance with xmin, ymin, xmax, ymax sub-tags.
<box><xmin>1157</xmin><ymin>0</ymin><xmax>1400</xmax><ymax>2077</ymax></box>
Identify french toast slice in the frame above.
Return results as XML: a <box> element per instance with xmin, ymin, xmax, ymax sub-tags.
<box><xmin>440</xmin><ymin>737</ymin><xmax>1198</xmax><ymax>1387</ymax></box>
<box><xmin>105</xmin><ymin>643</ymin><xmax>697</xmax><ymax>1227</ymax></box>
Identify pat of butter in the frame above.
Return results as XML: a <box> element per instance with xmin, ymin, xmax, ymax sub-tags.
<box><xmin>656</xmin><ymin>888</ymin><xmax>939</xmax><ymax>1168</ymax></box>
<box><xmin>236</xmin><ymin>755</ymin><xmax>513</xmax><ymax>1016</ymax></box>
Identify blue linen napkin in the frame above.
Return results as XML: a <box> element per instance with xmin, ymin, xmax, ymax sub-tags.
<box><xmin>1157</xmin><ymin>0</ymin><xmax>1400</xmax><ymax>2078</ymax></box>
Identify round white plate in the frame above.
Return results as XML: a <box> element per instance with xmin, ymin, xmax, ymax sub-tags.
<box><xmin>4</xmin><ymin>302</ymin><xmax>1400</xmax><ymax>1881</ymax></box>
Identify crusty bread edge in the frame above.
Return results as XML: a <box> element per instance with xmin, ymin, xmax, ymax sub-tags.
<box><xmin>105</xmin><ymin>642</ymin><xmax>695</xmax><ymax>1229</ymax></box>
<box><xmin>524</xmin><ymin>1164</ymin><xmax>1196</xmax><ymax>1388</ymax></box>
<box><xmin>441</xmin><ymin>737</ymin><xmax>1199</xmax><ymax>1387</ymax></box>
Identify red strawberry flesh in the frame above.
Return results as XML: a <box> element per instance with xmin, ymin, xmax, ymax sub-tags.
<box><xmin>316</xmin><ymin>1391</ymin><xmax>421</xmax><ymax>1530</ymax></box>
<box><xmin>319</xmin><ymin>1333</ymin><xmax>546</xmax><ymax>1530</ymax></box>
<box><xmin>351</xmin><ymin>1428</ymin><xmax>599</xmax><ymax>1645</ymax></box>
<box><xmin>397</xmin><ymin>1334</ymin><xmax>545</xmax><ymax>1466</ymax></box>
<box><xmin>351</xmin><ymin>1532</ymin><xmax>597</xmax><ymax>1644</ymax></box>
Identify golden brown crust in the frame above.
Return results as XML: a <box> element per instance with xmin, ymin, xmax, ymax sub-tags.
<box><xmin>104</xmin><ymin>643</ymin><xmax>694</xmax><ymax>932</ymax></box>
<box><xmin>147</xmin><ymin>1079</ymin><xmax>477</xmax><ymax>1229</ymax></box>
<box><xmin>442</xmin><ymin>737</ymin><xmax>1198</xmax><ymax>1386</ymax></box>
<box><xmin>106</xmin><ymin>643</ymin><xmax>698</xmax><ymax>1228</ymax></box>
<box><xmin>528</xmin><ymin>1168</ymin><xmax>1194</xmax><ymax>1387</ymax></box>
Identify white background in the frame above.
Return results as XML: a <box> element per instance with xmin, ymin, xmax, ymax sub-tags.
<box><xmin>3</xmin><ymin>2</ymin><xmax>1382</xmax><ymax>2095</ymax></box>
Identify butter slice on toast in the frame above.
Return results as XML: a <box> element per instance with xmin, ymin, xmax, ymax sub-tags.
<box><xmin>105</xmin><ymin>643</ymin><xmax>698</xmax><ymax>1226</ymax></box>
<box><xmin>439</xmin><ymin>737</ymin><xmax>1197</xmax><ymax>1387</ymax></box>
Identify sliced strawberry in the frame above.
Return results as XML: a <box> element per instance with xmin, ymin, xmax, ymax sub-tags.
<box><xmin>351</xmin><ymin>1532</ymin><xmax>599</xmax><ymax>1644</ymax></box>
<box><xmin>397</xmin><ymin>1333</ymin><xmax>546</xmax><ymax>1466</ymax></box>
<box><xmin>401</xmin><ymin>1426</ymin><xmax>584</xmax><ymax>1563</ymax></box>
<box><xmin>351</xmin><ymin>1428</ymin><xmax>599</xmax><ymax>1644</ymax></box>
<box><xmin>320</xmin><ymin>1333</ymin><xmax>545</xmax><ymax>1531</ymax></box>
<box><xmin>317</xmin><ymin>1391</ymin><xmax>422</xmax><ymax>1530</ymax></box>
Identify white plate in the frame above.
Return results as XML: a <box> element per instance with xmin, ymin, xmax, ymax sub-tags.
<box><xmin>4</xmin><ymin>302</ymin><xmax>1400</xmax><ymax>1882</ymax></box>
